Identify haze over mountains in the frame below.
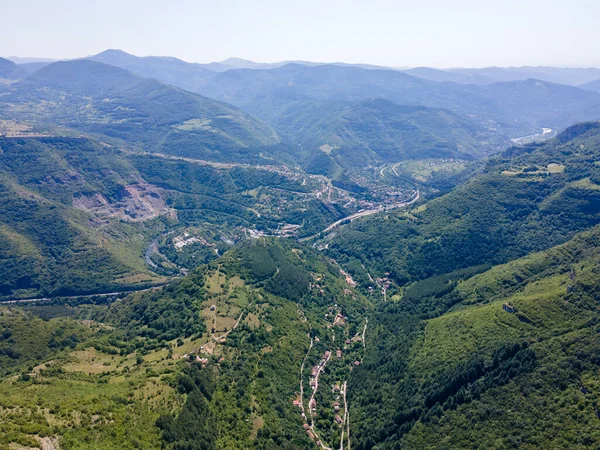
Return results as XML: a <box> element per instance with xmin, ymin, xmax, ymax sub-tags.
<box><xmin>0</xmin><ymin>59</ymin><xmax>283</xmax><ymax>163</ymax></box>
<box><xmin>8</xmin><ymin>48</ymin><xmax>600</xmax><ymax>86</ymax></box>
<box><xmin>3</xmin><ymin>44</ymin><xmax>600</xmax><ymax>450</ymax></box>
<box><xmin>4</xmin><ymin>48</ymin><xmax>600</xmax><ymax>174</ymax></box>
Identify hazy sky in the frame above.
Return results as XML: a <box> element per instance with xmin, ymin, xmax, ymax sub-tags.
<box><xmin>2</xmin><ymin>0</ymin><xmax>599</xmax><ymax>68</ymax></box>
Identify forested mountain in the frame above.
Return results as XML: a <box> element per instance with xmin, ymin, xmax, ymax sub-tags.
<box><xmin>348</xmin><ymin>224</ymin><xmax>600</xmax><ymax>449</ymax></box>
<box><xmin>4</xmin><ymin>43</ymin><xmax>600</xmax><ymax>450</ymax></box>
<box><xmin>269</xmin><ymin>98</ymin><xmax>490</xmax><ymax>170</ymax></box>
<box><xmin>313</xmin><ymin>121</ymin><xmax>600</xmax><ymax>448</ymax></box>
<box><xmin>2</xmin><ymin>120</ymin><xmax>600</xmax><ymax>449</ymax></box>
<box><xmin>80</xmin><ymin>51</ymin><xmax>600</xmax><ymax>151</ymax></box>
<box><xmin>198</xmin><ymin>64</ymin><xmax>600</xmax><ymax>138</ymax></box>
<box><xmin>0</xmin><ymin>239</ymin><xmax>370</xmax><ymax>449</ymax></box>
<box><xmin>89</xmin><ymin>49</ymin><xmax>216</xmax><ymax>93</ymax></box>
<box><xmin>87</xmin><ymin>50</ymin><xmax>392</xmax><ymax>76</ymax></box>
<box><xmin>86</xmin><ymin>49</ymin><xmax>600</xmax><ymax>88</ymax></box>
<box><xmin>0</xmin><ymin>137</ymin><xmax>164</xmax><ymax>298</ymax></box>
<box><xmin>0</xmin><ymin>60</ymin><xmax>283</xmax><ymax>163</ymax></box>
<box><xmin>0</xmin><ymin>57</ymin><xmax>25</xmax><ymax>79</ymax></box>
<box><xmin>404</xmin><ymin>66</ymin><xmax>600</xmax><ymax>86</ymax></box>
<box><xmin>581</xmin><ymin>78</ymin><xmax>600</xmax><ymax>93</ymax></box>
<box><xmin>0</xmin><ymin>136</ymin><xmax>334</xmax><ymax>299</ymax></box>
<box><xmin>328</xmin><ymin>122</ymin><xmax>600</xmax><ymax>285</ymax></box>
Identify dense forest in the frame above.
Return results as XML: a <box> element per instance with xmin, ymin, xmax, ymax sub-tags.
<box><xmin>4</xmin><ymin>46</ymin><xmax>600</xmax><ymax>450</ymax></box>
<box><xmin>0</xmin><ymin>137</ymin><xmax>339</xmax><ymax>299</ymax></box>
<box><xmin>328</xmin><ymin>122</ymin><xmax>600</xmax><ymax>288</ymax></box>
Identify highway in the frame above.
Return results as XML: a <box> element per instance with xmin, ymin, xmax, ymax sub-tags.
<box><xmin>300</xmin><ymin>189</ymin><xmax>420</xmax><ymax>242</ymax></box>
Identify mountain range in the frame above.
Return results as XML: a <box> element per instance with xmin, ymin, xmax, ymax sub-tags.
<box><xmin>0</xmin><ymin>59</ymin><xmax>283</xmax><ymax>163</ymax></box>
<box><xmin>3</xmin><ymin>47</ymin><xmax>600</xmax><ymax>450</ymax></box>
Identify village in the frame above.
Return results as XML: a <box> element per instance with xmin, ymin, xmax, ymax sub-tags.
<box><xmin>292</xmin><ymin>298</ymin><xmax>368</xmax><ymax>449</ymax></box>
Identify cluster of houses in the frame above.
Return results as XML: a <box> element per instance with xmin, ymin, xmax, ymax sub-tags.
<box><xmin>376</xmin><ymin>273</ymin><xmax>392</xmax><ymax>290</ymax></box>
<box><xmin>309</xmin><ymin>350</ymin><xmax>331</xmax><ymax>390</ymax></box>
<box><xmin>309</xmin><ymin>273</ymin><xmax>327</xmax><ymax>295</ymax></box>
<box><xmin>173</xmin><ymin>232</ymin><xmax>213</xmax><ymax>251</ymax></box>
<box><xmin>195</xmin><ymin>355</ymin><xmax>209</xmax><ymax>367</ymax></box>
<box><xmin>330</xmin><ymin>385</ymin><xmax>344</xmax><ymax>426</ymax></box>
<box><xmin>324</xmin><ymin>306</ymin><xmax>347</xmax><ymax>328</ymax></box>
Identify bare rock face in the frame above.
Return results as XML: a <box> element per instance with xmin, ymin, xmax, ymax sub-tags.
<box><xmin>73</xmin><ymin>183</ymin><xmax>174</xmax><ymax>223</ymax></box>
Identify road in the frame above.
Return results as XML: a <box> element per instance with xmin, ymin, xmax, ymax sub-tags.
<box><xmin>0</xmin><ymin>284</ymin><xmax>168</xmax><ymax>305</ymax></box>
<box><xmin>299</xmin><ymin>335</ymin><xmax>314</xmax><ymax>419</ymax></box>
<box><xmin>120</xmin><ymin>149</ymin><xmax>296</xmax><ymax>177</ymax></box>
<box><xmin>144</xmin><ymin>231</ymin><xmax>191</xmax><ymax>275</ymax></box>
<box><xmin>211</xmin><ymin>302</ymin><xmax>254</xmax><ymax>342</ymax></box>
<box><xmin>300</xmin><ymin>190</ymin><xmax>420</xmax><ymax>242</ymax></box>
<box><xmin>361</xmin><ymin>319</ymin><xmax>368</xmax><ymax>348</ymax></box>
<box><xmin>309</xmin><ymin>351</ymin><xmax>333</xmax><ymax>450</ymax></box>
<box><xmin>342</xmin><ymin>380</ymin><xmax>350</xmax><ymax>450</ymax></box>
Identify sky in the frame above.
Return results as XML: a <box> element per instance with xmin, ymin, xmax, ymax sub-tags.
<box><xmin>2</xmin><ymin>0</ymin><xmax>599</xmax><ymax>68</ymax></box>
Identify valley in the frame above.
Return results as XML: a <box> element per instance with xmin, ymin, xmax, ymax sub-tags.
<box><xmin>2</xmin><ymin>45</ymin><xmax>600</xmax><ymax>450</ymax></box>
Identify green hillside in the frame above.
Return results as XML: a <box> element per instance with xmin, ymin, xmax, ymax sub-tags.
<box><xmin>2</xmin><ymin>122</ymin><xmax>600</xmax><ymax>449</ymax></box>
<box><xmin>3</xmin><ymin>47</ymin><xmax>600</xmax><ymax>450</ymax></box>
<box><xmin>88</xmin><ymin>49</ymin><xmax>216</xmax><ymax>93</ymax></box>
<box><xmin>0</xmin><ymin>60</ymin><xmax>283</xmax><ymax>164</ymax></box>
<box><xmin>200</xmin><ymin>64</ymin><xmax>600</xmax><ymax>137</ymax></box>
<box><xmin>0</xmin><ymin>136</ymin><xmax>344</xmax><ymax>299</ymax></box>
<box><xmin>328</xmin><ymin>122</ymin><xmax>600</xmax><ymax>286</ymax></box>
<box><xmin>347</xmin><ymin>224</ymin><xmax>600</xmax><ymax>449</ymax></box>
<box><xmin>0</xmin><ymin>137</ymin><xmax>166</xmax><ymax>298</ymax></box>
<box><xmin>270</xmin><ymin>99</ymin><xmax>491</xmax><ymax>172</ymax></box>
<box><xmin>0</xmin><ymin>239</ymin><xmax>370</xmax><ymax>449</ymax></box>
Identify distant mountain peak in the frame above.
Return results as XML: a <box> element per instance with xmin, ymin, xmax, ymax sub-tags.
<box><xmin>91</xmin><ymin>49</ymin><xmax>141</xmax><ymax>62</ymax></box>
<box><xmin>94</xmin><ymin>49</ymin><xmax>133</xmax><ymax>57</ymax></box>
<box><xmin>0</xmin><ymin>56</ymin><xmax>26</xmax><ymax>79</ymax></box>
<box><xmin>220</xmin><ymin>57</ymin><xmax>256</xmax><ymax>65</ymax></box>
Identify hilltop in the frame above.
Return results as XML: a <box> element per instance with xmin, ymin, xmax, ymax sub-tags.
<box><xmin>0</xmin><ymin>57</ymin><xmax>25</xmax><ymax>79</ymax></box>
<box><xmin>0</xmin><ymin>60</ymin><xmax>283</xmax><ymax>163</ymax></box>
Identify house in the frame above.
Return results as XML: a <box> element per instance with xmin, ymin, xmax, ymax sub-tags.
<box><xmin>293</xmin><ymin>400</ymin><xmax>301</xmax><ymax>407</ymax></box>
<box><xmin>307</xmin><ymin>430</ymin><xmax>315</xmax><ymax>439</ymax></box>
<box><xmin>354</xmin><ymin>361</ymin><xmax>361</xmax><ymax>366</ymax></box>
<box><xmin>336</xmin><ymin>349</ymin><xmax>342</xmax><ymax>359</ymax></box>
<box><xmin>333</xmin><ymin>401</ymin><xmax>340</xmax><ymax>412</ymax></box>
<box><xmin>309</xmin><ymin>399</ymin><xmax>316</xmax><ymax>409</ymax></box>
<box><xmin>335</xmin><ymin>415</ymin><xmax>343</xmax><ymax>424</ymax></box>
<box><xmin>195</xmin><ymin>356</ymin><xmax>209</xmax><ymax>367</ymax></box>
<box><xmin>303</xmin><ymin>423</ymin><xmax>310</xmax><ymax>430</ymax></box>
<box><xmin>210</xmin><ymin>304</ymin><xmax>216</xmax><ymax>311</ymax></box>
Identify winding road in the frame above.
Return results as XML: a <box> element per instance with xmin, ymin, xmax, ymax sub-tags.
<box><xmin>309</xmin><ymin>349</ymin><xmax>333</xmax><ymax>450</ymax></box>
<box><xmin>0</xmin><ymin>284</ymin><xmax>168</xmax><ymax>304</ymax></box>
<box><xmin>300</xmin><ymin>190</ymin><xmax>420</xmax><ymax>242</ymax></box>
